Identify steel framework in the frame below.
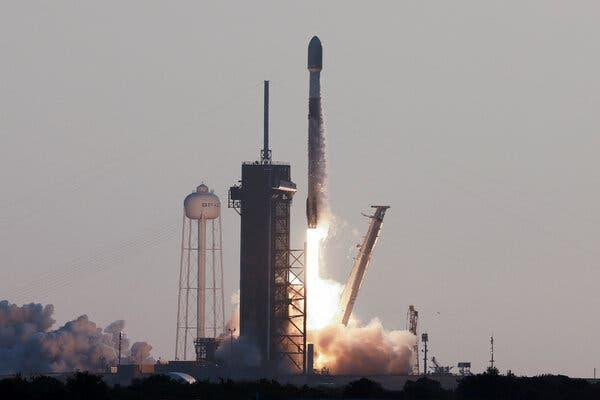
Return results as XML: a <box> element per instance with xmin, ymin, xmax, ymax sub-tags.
<box><xmin>175</xmin><ymin>212</ymin><xmax>225</xmax><ymax>360</ymax></box>
<box><xmin>272</xmin><ymin>242</ymin><xmax>306</xmax><ymax>372</ymax></box>
<box><xmin>407</xmin><ymin>305</ymin><xmax>420</xmax><ymax>374</ymax></box>
<box><xmin>338</xmin><ymin>206</ymin><xmax>390</xmax><ymax>325</ymax></box>
<box><xmin>269</xmin><ymin>188</ymin><xmax>306</xmax><ymax>372</ymax></box>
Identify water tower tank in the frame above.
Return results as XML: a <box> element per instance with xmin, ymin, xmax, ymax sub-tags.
<box><xmin>184</xmin><ymin>184</ymin><xmax>220</xmax><ymax>220</ymax></box>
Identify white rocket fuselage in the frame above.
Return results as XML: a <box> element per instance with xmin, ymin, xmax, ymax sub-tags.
<box><xmin>307</xmin><ymin>36</ymin><xmax>324</xmax><ymax>229</ymax></box>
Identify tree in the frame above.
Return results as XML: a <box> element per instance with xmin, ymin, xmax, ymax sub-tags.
<box><xmin>402</xmin><ymin>377</ymin><xmax>451</xmax><ymax>400</ymax></box>
<box><xmin>66</xmin><ymin>372</ymin><xmax>109</xmax><ymax>400</ymax></box>
<box><xmin>344</xmin><ymin>378</ymin><xmax>385</xmax><ymax>398</ymax></box>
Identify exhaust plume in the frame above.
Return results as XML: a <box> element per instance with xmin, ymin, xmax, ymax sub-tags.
<box><xmin>215</xmin><ymin>290</ymin><xmax>261</xmax><ymax>368</ymax></box>
<box><xmin>0</xmin><ymin>300</ymin><xmax>153</xmax><ymax>374</ymax></box>
<box><xmin>310</xmin><ymin>319</ymin><xmax>416</xmax><ymax>375</ymax></box>
<box><xmin>130</xmin><ymin>341</ymin><xmax>153</xmax><ymax>364</ymax></box>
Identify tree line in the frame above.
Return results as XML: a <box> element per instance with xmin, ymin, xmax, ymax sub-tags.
<box><xmin>1</xmin><ymin>369</ymin><xmax>599</xmax><ymax>399</ymax></box>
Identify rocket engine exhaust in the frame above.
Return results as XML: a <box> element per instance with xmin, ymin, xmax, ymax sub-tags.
<box><xmin>305</xmin><ymin>36</ymin><xmax>340</xmax><ymax>330</ymax></box>
<box><xmin>307</xmin><ymin>36</ymin><xmax>326</xmax><ymax>229</ymax></box>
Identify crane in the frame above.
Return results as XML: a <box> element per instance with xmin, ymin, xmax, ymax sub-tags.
<box><xmin>430</xmin><ymin>356</ymin><xmax>453</xmax><ymax>375</ymax></box>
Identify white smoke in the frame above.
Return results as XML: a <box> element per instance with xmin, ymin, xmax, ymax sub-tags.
<box><xmin>0</xmin><ymin>300</ymin><xmax>153</xmax><ymax>374</ymax></box>
<box><xmin>225</xmin><ymin>290</ymin><xmax>240</xmax><ymax>335</ymax></box>
<box><xmin>130</xmin><ymin>341</ymin><xmax>153</xmax><ymax>364</ymax></box>
<box><xmin>215</xmin><ymin>335</ymin><xmax>261</xmax><ymax>368</ymax></box>
<box><xmin>215</xmin><ymin>290</ymin><xmax>261</xmax><ymax>367</ymax></box>
<box><xmin>309</xmin><ymin>319</ymin><xmax>415</xmax><ymax>375</ymax></box>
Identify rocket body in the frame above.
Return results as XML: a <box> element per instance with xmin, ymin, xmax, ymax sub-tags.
<box><xmin>307</xmin><ymin>36</ymin><xmax>325</xmax><ymax>229</ymax></box>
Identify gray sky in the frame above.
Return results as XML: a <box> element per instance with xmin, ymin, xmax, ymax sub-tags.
<box><xmin>1</xmin><ymin>1</ymin><xmax>599</xmax><ymax>377</ymax></box>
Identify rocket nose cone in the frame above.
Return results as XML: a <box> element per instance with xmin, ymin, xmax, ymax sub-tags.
<box><xmin>308</xmin><ymin>36</ymin><xmax>322</xmax><ymax>71</ymax></box>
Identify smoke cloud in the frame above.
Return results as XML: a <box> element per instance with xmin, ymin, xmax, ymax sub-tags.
<box><xmin>215</xmin><ymin>335</ymin><xmax>261</xmax><ymax>368</ymax></box>
<box><xmin>310</xmin><ymin>319</ymin><xmax>415</xmax><ymax>375</ymax></box>
<box><xmin>0</xmin><ymin>300</ymin><xmax>153</xmax><ymax>374</ymax></box>
<box><xmin>215</xmin><ymin>290</ymin><xmax>262</xmax><ymax>368</ymax></box>
<box><xmin>225</xmin><ymin>290</ymin><xmax>240</xmax><ymax>335</ymax></box>
<box><xmin>130</xmin><ymin>341</ymin><xmax>153</xmax><ymax>364</ymax></box>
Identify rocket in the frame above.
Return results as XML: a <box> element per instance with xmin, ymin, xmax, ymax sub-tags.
<box><xmin>307</xmin><ymin>36</ymin><xmax>324</xmax><ymax>229</ymax></box>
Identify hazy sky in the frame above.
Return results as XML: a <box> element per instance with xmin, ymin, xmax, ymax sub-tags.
<box><xmin>1</xmin><ymin>1</ymin><xmax>599</xmax><ymax>377</ymax></box>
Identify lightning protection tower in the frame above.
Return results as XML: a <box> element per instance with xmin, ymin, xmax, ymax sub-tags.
<box><xmin>175</xmin><ymin>184</ymin><xmax>225</xmax><ymax>361</ymax></box>
<box><xmin>406</xmin><ymin>305</ymin><xmax>419</xmax><ymax>374</ymax></box>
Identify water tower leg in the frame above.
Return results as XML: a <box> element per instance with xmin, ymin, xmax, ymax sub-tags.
<box><xmin>197</xmin><ymin>218</ymin><xmax>206</xmax><ymax>339</ymax></box>
<box><xmin>175</xmin><ymin>212</ymin><xmax>186</xmax><ymax>359</ymax></box>
<box><xmin>211</xmin><ymin>219</ymin><xmax>217</xmax><ymax>338</ymax></box>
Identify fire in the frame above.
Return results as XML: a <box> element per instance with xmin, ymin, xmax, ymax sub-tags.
<box><xmin>306</xmin><ymin>227</ymin><xmax>342</xmax><ymax>331</ymax></box>
<box><xmin>304</xmin><ymin>226</ymin><xmax>416</xmax><ymax>375</ymax></box>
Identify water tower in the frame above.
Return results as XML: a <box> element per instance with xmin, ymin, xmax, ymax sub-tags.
<box><xmin>175</xmin><ymin>184</ymin><xmax>225</xmax><ymax>361</ymax></box>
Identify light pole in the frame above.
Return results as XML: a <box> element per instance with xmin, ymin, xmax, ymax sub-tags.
<box><xmin>421</xmin><ymin>333</ymin><xmax>428</xmax><ymax>375</ymax></box>
<box><xmin>228</xmin><ymin>328</ymin><xmax>236</xmax><ymax>365</ymax></box>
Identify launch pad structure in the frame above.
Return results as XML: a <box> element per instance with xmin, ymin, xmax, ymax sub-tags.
<box><xmin>171</xmin><ymin>38</ymin><xmax>392</xmax><ymax>377</ymax></box>
<box><xmin>229</xmin><ymin>81</ymin><xmax>307</xmax><ymax>373</ymax></box>
<box><xmin>226</xmin><ymin>40</ymin><xmax>390</xmax><ymax>374</ymax></box>
<box><xmin>407</xmin><ymin>305</ymin><xmax>419</xmax><ymax>375</ymax></box>
<box><xmin>338</xmin><ymin>206</ymin><xmax>390</xmax><ymax>326</ymax></box>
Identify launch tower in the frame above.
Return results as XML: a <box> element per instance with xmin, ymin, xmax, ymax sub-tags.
<box><xmin>229</xmin><ymin>82</ymin><xmax>306</xmax><ymax>372</ymax></box>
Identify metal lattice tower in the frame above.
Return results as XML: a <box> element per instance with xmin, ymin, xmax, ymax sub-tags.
<box><xmin>272</xmin><ymin>244</ymin><xmax>306</xmax><ymax>372</ymax></box>
<box><xmin>406</xmin><ymin>305</ymin><xmax>419</xmax><ymax>375</ymax></box>
<box><xmin>421</xmin><ymin>332</ymin><xmax>429</xmax><ymax>375</ymax></box>
<box><xmin>175</xmin><ymin>184</ymin><xmax>225</xmax><ymax>361</ymax></box>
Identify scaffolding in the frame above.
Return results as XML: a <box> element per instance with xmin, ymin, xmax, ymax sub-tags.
<box><xmin>272</xmin><ymin>243</ymin><xmax>306</xmax><ymax>372</ymax></box>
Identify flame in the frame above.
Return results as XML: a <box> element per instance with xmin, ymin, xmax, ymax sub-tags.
<box><xmin>306</xmin><ymin>227</ymin><xmax>343</xmax><ymax>331</ymax></box>
<box><xmin>304</xmin><ymin>226</ymin><xmax>416</xmax><ymax>375</ymax></box>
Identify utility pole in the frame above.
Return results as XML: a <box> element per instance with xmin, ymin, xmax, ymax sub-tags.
<box><xmin>421</xmin><ymin>333</ymin><xmax>428</xmax><ymax>376</ymax></box>
<box><xmin>490</xmin><ymin>335</ymin><xmax>495</xmax><ymax>370</ymax></box>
